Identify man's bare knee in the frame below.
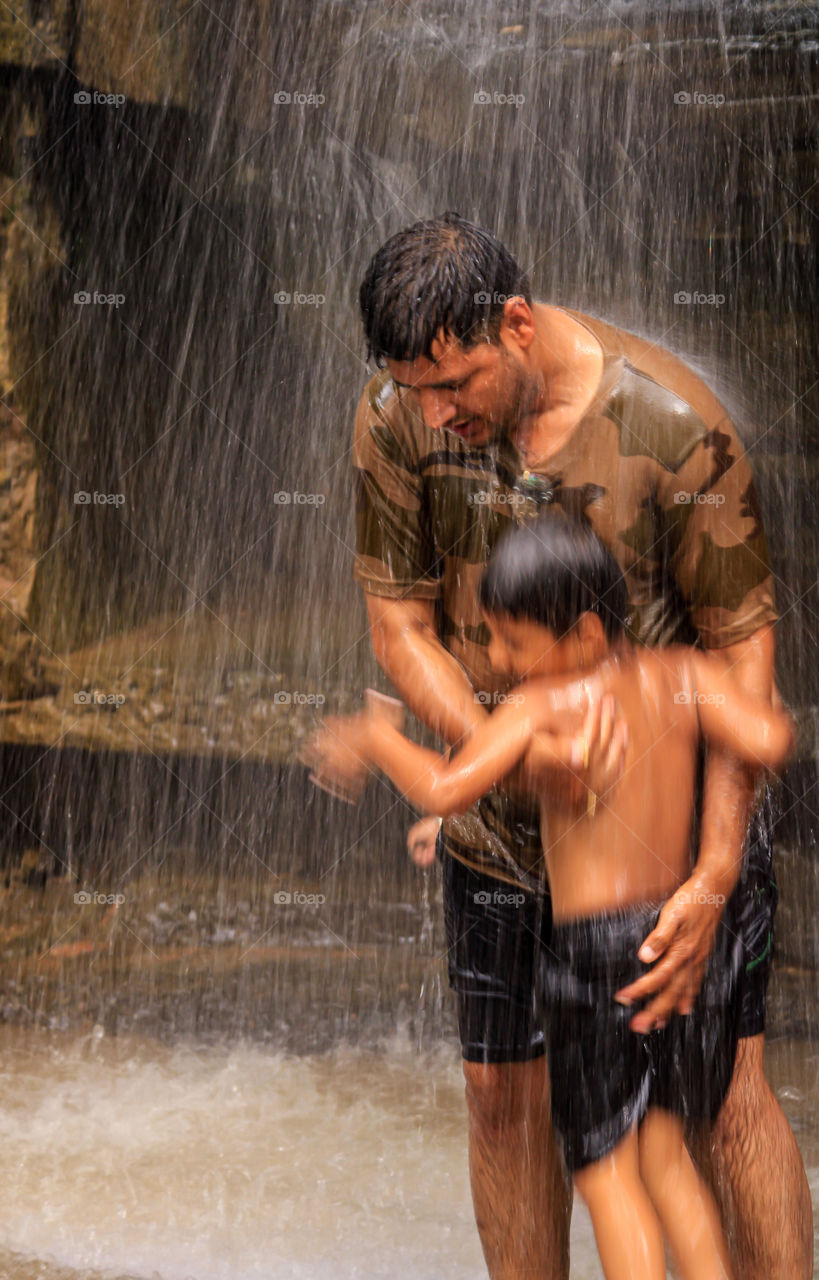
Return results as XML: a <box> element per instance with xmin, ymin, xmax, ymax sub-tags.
<box><xmin>714</xmin><ymin>1034</ymin><xmax>769</xmax><ymax>1144</ymax></box>
<box><xmin>463</xmin><ymin>1057</ymin><xmax>550</xmax><ymax>1131</ymax></box>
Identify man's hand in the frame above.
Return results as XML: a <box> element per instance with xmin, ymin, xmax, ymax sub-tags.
<box><xmin>617</xmin><ymin>625</ymin><xmax>776</xmax><ymax>1031</ymax></box>
<box><xmin>615</xmin><ymin>870</ymin><xmax>727</xmax><ymax>1032</ymax></box>
<box><xmin>407</xmin><ymin>815</ymin><xmax>442</xmax><ymax>868</ymax></box>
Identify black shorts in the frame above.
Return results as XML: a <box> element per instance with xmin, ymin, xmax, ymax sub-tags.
<box><xmin>439</xmin><ymin>794</ymin><xmax>777</xmax><ymax>1064</ymax></box>
<box><xmin>546</xmin><ymin>902</ymin><xmax>743</xmax><ymax>1172</ymax></box>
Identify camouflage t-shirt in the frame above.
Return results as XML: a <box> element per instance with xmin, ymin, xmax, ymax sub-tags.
<box><xmin>353</xmin><ymin>309</ymin><xmax>778</xmax><ymax>889</ymax></box>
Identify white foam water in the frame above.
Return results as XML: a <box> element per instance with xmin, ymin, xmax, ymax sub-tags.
<box><xmin>0</xmin><ymin>1027</ymin><xmax>815</xmax><ymax>1280</ymax></box>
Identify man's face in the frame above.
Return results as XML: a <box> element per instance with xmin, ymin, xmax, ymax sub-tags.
<box><xmin>386</xmin><ymin>330</ymin><xmax>533</xmax><ymax>448</ymax></box>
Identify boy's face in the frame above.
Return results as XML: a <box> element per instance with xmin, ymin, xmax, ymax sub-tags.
<box><xmin>484</xmin><ymin>610</ymin><xmax>579</xmax><ymax>682</ymax></box>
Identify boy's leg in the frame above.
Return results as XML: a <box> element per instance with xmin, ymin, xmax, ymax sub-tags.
<box><xmin>638</xmin><ymin>1107</ymin><xmax>732</xmax><ymax>1280</ymax></box>
<box><xmin>573</xmin><ymin>1126</ymin><xmax>665</xmax><ymax>1280</ymax></box>
<box><xmin>464</xmin><ymin>1056</ymin><xmax>570</xmax><ymax>1280</ymax></box>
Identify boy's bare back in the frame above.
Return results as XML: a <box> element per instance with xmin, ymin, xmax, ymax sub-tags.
<box><xmin>525</xmin><ymin>647</ymin><xmax>714</xmax><ymax>922</ymax></box>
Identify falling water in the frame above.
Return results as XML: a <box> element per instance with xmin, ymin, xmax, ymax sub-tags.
<box><xmin>0</xmin><ymin>1</ymin><xmax>816</xmax><ymax>1276</ymax></box>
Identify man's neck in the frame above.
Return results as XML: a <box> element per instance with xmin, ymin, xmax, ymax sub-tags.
<box><xmin>511</xmin><ymin>304</ymin><xmax>604</xmax><ymax>467</ymax></box>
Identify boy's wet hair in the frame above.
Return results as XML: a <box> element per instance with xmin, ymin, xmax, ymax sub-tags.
<box><xmin>359</xmin><ymin>213</ymin><xmax>532</xmax><ymax>366</ymax></box>
<box><xmin>480</xmin><ymin>515</ymin><xmax>629</xmax><ymax>641</ymax></box>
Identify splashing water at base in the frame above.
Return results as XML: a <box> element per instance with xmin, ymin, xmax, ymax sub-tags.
<box><xmin>0</xmin><ymin>1028</ymin><xmax>816</xmax><ymax>1280</ymax></box>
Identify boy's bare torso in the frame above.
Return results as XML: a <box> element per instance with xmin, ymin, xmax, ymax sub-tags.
<box><xmin>522</xmin><ymin>647</ymin><xmax>701</xmax><ymax>921</ymax></box>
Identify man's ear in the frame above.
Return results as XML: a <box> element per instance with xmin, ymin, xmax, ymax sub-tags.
<box><xmin>500</xmin><ymin>297</ymin><xmax>535</xmax><ymax>351</ymax></box>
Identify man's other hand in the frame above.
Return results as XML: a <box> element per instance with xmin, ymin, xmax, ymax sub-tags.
<box><xmin>407</xmin><ymin>815</ymin><xmax>441</xmax><ymax>868</ymax></box>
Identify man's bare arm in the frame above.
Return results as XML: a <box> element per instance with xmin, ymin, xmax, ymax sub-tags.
<box><xmin>366</xmin><ymin>592</ymin><xmax>488</xmax><ymax>748</ymax></box>
<box><xmin>619</xmin><ymin>624</ymin><xmax>776</xmax><ymax>1031</ymax></box>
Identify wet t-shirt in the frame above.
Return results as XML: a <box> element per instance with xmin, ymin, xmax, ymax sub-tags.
<box><xmin>353</xmin><ymin>310</ymin><xmax>778</xmax><ymax>889</ymax></box>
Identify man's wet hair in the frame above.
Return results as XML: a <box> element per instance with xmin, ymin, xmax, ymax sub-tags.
<box><xmin>479</xmin><ymin>516</ymin><xmax>629</xmax><ymax>641</ymax></box>
<box><xmin>359</xmin><ymin>213</ymin><xmax>532</xmax><ymax>366</ymax></box>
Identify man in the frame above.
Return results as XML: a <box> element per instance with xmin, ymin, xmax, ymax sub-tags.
<box><xmin>351</xmin><ymin>212</ymin><xmax>812</xmax><ymax>1279</ymax></box>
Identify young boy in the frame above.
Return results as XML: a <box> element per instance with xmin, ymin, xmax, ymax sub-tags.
<box><xmin>308</xmin><ymin>516</ymin><xmax>793</xmax><ymax>1280</ymax></box>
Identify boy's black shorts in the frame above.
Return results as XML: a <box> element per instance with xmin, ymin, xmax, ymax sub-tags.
<box><xmin>439</xmin><ymin>798</ymin><xmax>777</xmax><ymax>1064</ymax></box>
<box><xmin>546</xmin><ymin>902</ymin><xmax>743</xmax><ymax>1172</ymax></box>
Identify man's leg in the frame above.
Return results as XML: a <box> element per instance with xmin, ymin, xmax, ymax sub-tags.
<box><xmin>464</xmin><ymin>1056</ymin><xmax>570</xmax><ymax>1280</ymax></box>
<box><xmin>439</xmin><ymin>843</ymin><xmax>570</xmax><ymax>1278</ymax></box>
<box><xmin>708</xmin><ymin>804</ymin><xmax>813</xmax><ymax>1278</ymax></box>
<box><xmin>711</xmin><ymin>1032</ymin><xmax>812</xmax><ymax>1280</ymax></box>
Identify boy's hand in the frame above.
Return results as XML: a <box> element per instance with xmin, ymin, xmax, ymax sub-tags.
<box><xmin>302</xmin><ymin>711</ymin><xmax>372</xmax><ymax>803</ymax></box>
<box><xmin>576</xmin><ymin>694</ymin><xmax>628</xmax><ymax>799</ymax></box>
<box><xmin>508</xmin><ymin>693</ymin><xmax>627</xmax><ymax>805</ymax></box>
<box><xmin>302</xmin><ymin>691</ymin><xmax>406</xmax><ymax>804</ymax></box>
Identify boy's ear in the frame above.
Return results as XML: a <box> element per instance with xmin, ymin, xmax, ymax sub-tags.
<box><xmin>575</xmin><ymin>611</ymin><xmax>607</xmax><ymax>652</ymax></box>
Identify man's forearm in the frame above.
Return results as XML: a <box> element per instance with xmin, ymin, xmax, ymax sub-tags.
<box><xmin>696</xmin><ymin>624</ymin><xmax>776</xmax><ymax>899</ymax></box>
<box><xmin>696</xmin><ymin>749</ymin><xmax>755</xmax><ymax>900</ymax></box>
<box><xmin>367</xmin><ymin>595</ymin><xmax>487</xmax><ymax>747</ymax></box>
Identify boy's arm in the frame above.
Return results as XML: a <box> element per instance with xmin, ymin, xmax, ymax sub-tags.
<box><xmin>689</xmin><ymin>649</ymin><xmax>795</xmax><ymax>768</ymax></box>
<box><xmin>315</xmin><ymin>694</ymin><xmax>581</xmax><ymax>818</ymax></box>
